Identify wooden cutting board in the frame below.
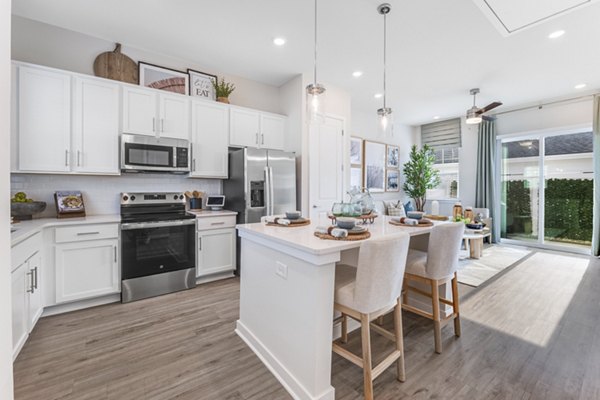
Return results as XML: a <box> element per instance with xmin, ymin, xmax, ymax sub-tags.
<box><xmin>93</xmin><ymin>43</ymin><xmax>138</xmax><ymax>84</ymax></box>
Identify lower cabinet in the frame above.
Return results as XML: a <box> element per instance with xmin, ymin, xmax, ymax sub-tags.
<box><xmin>11</xmin><ymin>263</ymin><xmax>28</xmax><ymax>360</ymax></box>
<box><xmin>55</xmin><ymin>239</ymin><xmax>120</xmax><ymax>303</ymax></box>
<box><xmin>197</xmin><ymin>217</ymin><xmax>236</xmax><ymax>278</ymax></box>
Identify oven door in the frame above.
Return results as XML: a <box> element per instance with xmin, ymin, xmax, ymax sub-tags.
<box><xmin>121</xmin><ymin>220</ymin><xmax>196</xmax><ymax>280</ymax></box>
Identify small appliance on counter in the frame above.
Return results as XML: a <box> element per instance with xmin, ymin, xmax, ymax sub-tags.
<box><xmin>120</xmin><ymin>192</ymin><xmax>196</xmax><ymax>303</ymax></box>
<box><xmin>206</xmin><ymin>195</ymin><xmax>225</xmax><ymax>211</ymax></box>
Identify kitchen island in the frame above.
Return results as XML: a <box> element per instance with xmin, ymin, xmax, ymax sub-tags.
<box><xmin>235</xmin><ymin>216</ymin><xmax>443</xmax><ymax>400</ymax></box>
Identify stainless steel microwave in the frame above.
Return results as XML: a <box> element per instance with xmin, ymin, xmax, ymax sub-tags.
<box><xmin>121</xmin><ymin>133</ymin><xmax>190</xmax><ymax>174</ymax></box>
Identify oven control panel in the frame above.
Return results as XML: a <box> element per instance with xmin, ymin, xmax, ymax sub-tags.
<box><xmin>121</xmin><ymin>192</ymin><xmax>186</xmax><ymax>205</ymax></box>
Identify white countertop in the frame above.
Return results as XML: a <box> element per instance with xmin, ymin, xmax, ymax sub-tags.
<box><xmin>237</xmin><ymin>215</ymin><xmax>445</xmax><ymax>256</ymax></box>
<box><xmin>11</xmin><ymin>215</ymin><xmax>121</xmax><ymax>247</ymax></box>
<box><xmin>187</xmin><ymin>210</ymin><xmax>237</xmax><ymax>218</ymax></box>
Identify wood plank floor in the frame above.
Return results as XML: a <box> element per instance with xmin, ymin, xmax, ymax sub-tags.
<box><xmin>13</xmin><ymin>249</ymin><xmax>600</xmax><ymax>399</ymax></box>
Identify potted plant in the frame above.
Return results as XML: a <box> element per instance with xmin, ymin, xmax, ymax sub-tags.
<box><xmin>212</xmin><ymin>77</ymin><xmax>236</xmax><ymax>104</ymax></box>
<box><xmin>402</xmin><ymin>144</ymin><xmax>441</xmax><ymax>212</ymax></box>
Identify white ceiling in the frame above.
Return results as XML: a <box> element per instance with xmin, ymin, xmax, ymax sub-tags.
<box><xmin>11</xmin><ymin>0</ymin><xmax>600</xmax><ymax>126</ymax></box>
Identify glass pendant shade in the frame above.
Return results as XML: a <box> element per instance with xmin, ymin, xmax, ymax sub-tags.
<box><xmin>378</xmin><ymin>107</ymin><xmax>393</xmax><ymax>135</ymax></box>
<box><xmin>306</xmin><ymin>83</ymin><xmax>326</xmax><ymax>121</ymax></box>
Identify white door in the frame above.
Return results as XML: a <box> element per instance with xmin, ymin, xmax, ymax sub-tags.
<box><xmin>27</xmin><ymin>252</ymin><xmax>43</xmax><ymax>331</ymax></box>
<box><xmin>55</xmin><ymin>239</ymin><xmax>120</xmax><ymax>303</ymax></box>
<box><xmin>260</xmin><ymin>113</ymin><xmax>285</xmax><ymax>150</ymax></box>
<box><xmin>230</xmin><ymin>108</ymin><xmax>260</xmax><ymax>148</ymax></box>
<box><xmin>309</xmin><ymin>117</ymin><xmax>344</xmax><ymax>221</ymax></box>
<box><xmin>190</xmin><ymin>100</ymin><xmax>229</xmax><ymax>178</ymax></box>
<box><xmin>197</xmin><ymin>228</ymin><xmax>236</xmax><ymax>277</ymax></box>
<box><xmin>11</xmin><ymin>263</ymin><xmax>28</xmax><ymax>359</ymax></box>
<box><xmin>158</xmin><ymin>93</ymin><xmax>190</xmax><ymax>140</ymax></box>
<box><xmin>73</xmin><ymin>77</ymin><xmax>120</xmax><ymax>174</ymax></box>
<box><xmin>18</xmin><ymin>66</ymin><xmax>71</xmax><ymax>172</ymax></box>
<box><xmin>122</xmin><ymin>86</ymin><xmax>157</xmax><ymax>136</ymax></box>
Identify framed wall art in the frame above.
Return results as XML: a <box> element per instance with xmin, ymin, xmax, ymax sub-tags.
<box><xmin>364</xmin><ymin>141</ymin><xmax>386</xmax><ymax>192</ymax></box>
<box><xmin>350</xmin><ymin>137</ymin><xmax>364</xmax><ymax>189</ymax></box>
<box><xmin>387</xmin><ymin>145</ymin><xmax>399</xmax><ymax>168</ymax></box>
<box><xmin>386</xmin><ymin>169</ymin><xmax>400</xmax><ymax>192</ymax></box>
<box><xmin>188</xmin><ymin>69</ymin><xmax>217</xmax><ymax>100</ymax></box>
<box><xmin>138</xmin><ymin>62</ymin><xmax>189</xmax><ymax>95</ymax></box>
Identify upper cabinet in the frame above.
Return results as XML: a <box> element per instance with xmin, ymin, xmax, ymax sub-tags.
<box><xmin>190</xmin><ymin>99</ymin><xmax>229</xmax><ymax>178</ymax></box>
<box><xmin>122</xmin><ymin>86</ymin><xmax>190</xmax><ymax>140</ymax></box>
<box><xmin>17</xmin><ymin>66</ymin><xmax>71</xmax><ymax>173</ymax></box>
<box><xmin>230</xmin><ymin>107</ymin><xmax>286</xmax><ymax>151</ymax></box>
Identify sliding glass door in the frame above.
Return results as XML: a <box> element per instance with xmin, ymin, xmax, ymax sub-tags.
<box><xmin>500</xmin><ymin>130</ymin><xmax>593</xmax><ymax>250</ymax></box>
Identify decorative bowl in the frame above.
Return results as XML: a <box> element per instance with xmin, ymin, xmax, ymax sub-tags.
<box><xmin>406</xmin><ymin>211</ymin><xmax>424</xmax><ymax>220</ymax></box>
<box><xmin>11</xmin><ymin>201</ymin><xmax>47</xmax><ymax>221</ymax></box>
<box><xmin>285</xmin><ymin>211</ymin><xmax>302</xmax><ymax>220</ymax></box>
<box><xmin>466</xmin><ymin>223</ymin><xmax>485</xmax><ymax>230</ymax></box>
<box><xmin>336</xmin><ymin>217</ymin><xmax>356</xmax><ymax>230</ymax></box>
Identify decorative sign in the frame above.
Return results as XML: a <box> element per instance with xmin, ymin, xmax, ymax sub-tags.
<box><xmin>139</xmin><ymin>62</ymin><xmax>189</xmax><ymax>95</ymax></box>
<box><xmin>188</xmin><ymin>69</ymin><xmax>217</xmax><ymax>100</ymax></box>
<box><xmin>54</xmin><ymin>191</ymin><xmax>86</xmax><ymax>219</ymax></box>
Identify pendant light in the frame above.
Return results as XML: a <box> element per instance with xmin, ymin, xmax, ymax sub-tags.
<box><xmin>306</xmin><ymin>0</ymin><xmax>326</xmax><ymax>121</ymax></box>
<box><xmin>377</xmin><ymin>3</ymin><xmax>392</xmax><ymax>135</ymax></box>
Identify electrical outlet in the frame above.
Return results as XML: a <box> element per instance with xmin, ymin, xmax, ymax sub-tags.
<box><xmin>276</xmin><ymin>261</ymin><xmax>288</xmax><ymax>279</ymax></box>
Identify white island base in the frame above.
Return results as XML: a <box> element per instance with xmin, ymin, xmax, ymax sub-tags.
<box><xmin>235</xmin><ymin>218</ymin><xmax>442</xmax><ymax>400</ymax></box>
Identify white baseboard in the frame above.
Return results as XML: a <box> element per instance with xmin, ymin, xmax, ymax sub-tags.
<box><xmin>42</xmin><ymin>294</ymin><xmax>120</xmax><ymax>317</ymax></box>
<box><xmin>196</xmin><ymin>271</ymin><xmax>236</xmax><ymax>285</ymax></box>
<box><xmin>236</xmin><ymin>320</ymin><xmax>335</xmax><ymax>400</ymax></box>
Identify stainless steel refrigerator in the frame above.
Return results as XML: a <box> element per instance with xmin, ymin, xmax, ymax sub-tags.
<box><xmin>223</xmin><ymin>147</ymin><xmax>297</xmax><ymax>270</ymax></box>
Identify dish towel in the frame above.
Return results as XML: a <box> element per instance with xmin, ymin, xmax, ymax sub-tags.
<box><xmin>330</xmin><ymin>228</ymin><xmax>349</xmax><ymax>238</ymax></box>
<box><xmin>315</xmin><ymin>226</ymin><xmax>329</xmax><ymax>234</ymax></box>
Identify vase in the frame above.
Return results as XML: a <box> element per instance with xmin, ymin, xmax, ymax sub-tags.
<box><xmin>216</xmin><ymin>97</ymin><xmax>230</xmax><ymax>104</ymax></box>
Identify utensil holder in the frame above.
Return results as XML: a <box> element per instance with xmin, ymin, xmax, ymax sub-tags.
<box><xmin>189</xmin><ymin>198</ymin><xmax>202</xmax><ymax>210</ymax></box>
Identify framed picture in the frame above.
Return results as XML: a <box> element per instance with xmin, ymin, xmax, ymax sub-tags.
<box><xmin>350</xmin><ymin>166</ymin><xmax>363</xmax><ymax>190</ymax></box>
<box><xmin>350</xmin><ymin>137</ymin><xmax>363</xmax><ymax>165</ymax></box>
<box><xmin>387</xmin><ymin>145</ymin><xmax>399</xmax><ymax>168</ymax></box>
<box><xmin>386</xmin><ymin>170</ymin><xmax>400</xmax><ymax>192</ymax></box>
<box><xmin>138</xmin><ymin>62</ymin><xmax>189</xmax><ymax>95</ymax></box>
<box><xmin>54</xmin><ymin>191</ymin><xmax>86</xmax><ymax>219</ymax></box>
<box><xmin>188</xmin><ymin>69</ymin><xmax>217</xmax><ymax>100</ymax></box>
<box><xmin>364</xmin><ymin>141</ymin><xmax>386</xmax><ymax>192</ymax></box>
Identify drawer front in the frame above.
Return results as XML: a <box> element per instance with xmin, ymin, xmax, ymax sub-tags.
<box><xmin>55</xmin><ymin>223</ymin><xmax>119</xmax><ymax>243</ymax></box>
<box><xmin>11</xmin><ymin>232</ymin><xmax>42</xmax><ymax>272</ymax></box>
<box><xmin>196</xmin><ymin>216</ymin><xmax>236</xmax><ymax>231</ymax></box>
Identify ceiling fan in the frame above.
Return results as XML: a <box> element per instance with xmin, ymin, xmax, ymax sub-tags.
<box><xmin>465</xmin><ymin>88</ymin><xmax>502</xmax><ymax>124</ymax></box>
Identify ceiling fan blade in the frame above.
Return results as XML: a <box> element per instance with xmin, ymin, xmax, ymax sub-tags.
<box><xmin>476</xmin><ymin>101</ymin><xmax>503</xmax><ymax>114</ymax></box>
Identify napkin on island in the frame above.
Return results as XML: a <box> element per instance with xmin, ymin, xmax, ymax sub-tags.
<box><xmin>315</xmin><ymin>226</ymin><xmax>329</xmax><ymax>234</ymax></box>
<box><xmin>265</xmin><ymin>217</ymin><xmax>291</xmax><ymax>226</ymax></box>
<box><xmin>402</xmin><ymin>218</ymin><xmax>418</xmax><ymax>225</ymax></box>
<box><xmin>330</xmin><ymin>228</ymin><xmax>348</xmax><ymax>238</ymax></box>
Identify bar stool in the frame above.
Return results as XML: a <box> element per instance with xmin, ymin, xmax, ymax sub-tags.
<box><xmin>402</xmin><ymin>222</ymin><xmax>464</xmax><ymax>354</ymax></box>
<box><xmin>332</xmin><ymin>233</ymin><xmax>410</xmax><ymax>400</ymax></box>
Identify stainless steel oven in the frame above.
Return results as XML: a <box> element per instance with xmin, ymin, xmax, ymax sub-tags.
<box><xmin>121</xmin><ymin>133</ymin><xmax>190</xmax><ymax>174</ymax></box>
<box><xmin>120</xmin><ymin>192</ymin><xmax>196</xmax><ymax>303</ymax></box>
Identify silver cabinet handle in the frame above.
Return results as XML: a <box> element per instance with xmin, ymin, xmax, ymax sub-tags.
<box><xmin>261</xmin><ymin>134</ymin><xmax>264</xmax><ymax>145</ymax></box>
<box><xmin>113</xmin><ymin>246</ymin><xmax>117</xmax><ymax>263</ymax></box>
<box><xmin>161</xmin><ymin>118</ymin><xmax>164</xmax><ymax>132</ymax></box>
<box><xmin>26</xmin><ymin>270</ymin><xmax>34</xmax><ymax>293</ymax></box>
<box><xmin>65</xmin><ymin>149</ymin><xmax>69</xmax><ymax>167</ymax></box>
<box><xmin>152</xmin><ymin>117</ymin><xmax>156</xmax><ymax>132</ymax></box>
<box><xmin>77</xmin><ymin>150</ymin><xmax>81</xmax><ymax>167</ymax></box>
<box><xmin>312</xmin><ymin>205</ymin><xmax>318</xmax><ymax>208</ymax></box>
<box><xmin>255</xmin><ymin>133</ymin><xmax>259</xmax><ymax>145</ymax></box>
<box><xmin>198</xmin><ymin>237</ymin><xmax>202</xmax><ymax>251</ymax></box>
<box><xmin>211</xmin><ymin>222</ymin><xmax>225</xmax><ymax>226</ymax></box>
<box><xmin>77</xmin><ymin>231</ymin><xmax>100</xmax><ymax>236</ymax></box>
<box><xmin>34</xmin><ymin>266</ymin><xmax>38</xmax><ymax>290</ymax></box>
<box><xmin>193</xmin><ymin>159</ymin><xmax>196</xmax><ymax>172</ymax></box>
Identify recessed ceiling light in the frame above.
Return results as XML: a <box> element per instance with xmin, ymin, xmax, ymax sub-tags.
<box><xmin>352</xmin><ymin>71</ymin><xmax>363</xmax><ymax>78</ymax></box>
<box><xmin>548</xmin><ymin>30</ymin><xmax>565</xmax><ymax>39</ymax></box>
<box><xmin>574</xmin><ymin>83</ymin><xmax>587</xmax><ymax>89</ymax></box>
<box><xmin>433</xmin><ymin>116</ymin><xmax>440</xmax><ymax>120</ymax></box>
<box><xmin>374</xmin><ymin>93</ymin><xmax>383</xmax><ymax>99</ymax></box>
<box><xmin>273</xmin><ymin>37</ymin><xmax>286</xmax><ymax>46</ymax></box>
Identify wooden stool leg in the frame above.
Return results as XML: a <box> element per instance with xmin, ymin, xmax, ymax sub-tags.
<box><xmin>431</xmin><ymin>280</ymin><xmax>442</xmax><ymax>354</ymax></box>
<box><xmin>394</xmin><ymin>298</ymin><xmax>406</xmax><ymax>382</ymax></box>
<box><xmin>341</xmin><ymin>314</ymin><xmax>348</xmax><ymax>343</ymax></box>
<box><xmin>451</xmin><ymin>273</ymin><xmax>461</xmax><ymax>337</ymax></box>
<box><xmin>377</xmin><ymin>316</ymin><xmax>384</xmax><ymax>326</ymax></box>
<box><xmin>402</xmin><ymin>279</ymin><xmax>408</xmax><ymax>305</ymax></box>
<box><xmin>360</xmin><ymin>313</ymin><xmax>374</xmax><ymax>400</ymax></box>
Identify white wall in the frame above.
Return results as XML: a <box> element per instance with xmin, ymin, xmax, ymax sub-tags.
<box><xmin>11</xmin><ymin>174</ymin><xmax>221</xmax><ymax>218</ymax></box>
<box><xmin>1</xmin><ymin>0</ymin><xmax>14</xmax><ymax>398</ymax></box>
<box><xmin>11</xmin><ymin>16</ymin><xmax>282</xmax><ymax>114</ymax></box>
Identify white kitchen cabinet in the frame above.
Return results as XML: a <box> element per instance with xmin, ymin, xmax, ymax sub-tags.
<box><xmin>122</xmin><ymin>85</ymin><xmax>190</xmax><ymax>140</ymax></box>
<box><xmin>17</xmin><ymin>65</ymin><xmax>71</xmax><ymax>172</ymax></box>
<box><xmin>11</xmin><ymin>263</ymin><xmax>28</xmax><ymax>360</ymax></box>
<box><xmin>229</xmin><ymin>107</ymin><xmax>285</xmax><ymax>150</ymax></box>
<box><xmin>73</xmin><ymin>77</ymin><xmax>120</xmax><ymax>174</ymax></box>
<box><xmin>197</xmin><ymin>228</ymin><xmax>236</xmax><ymax>277</ymax></box>
<box><xmin>190</xmin><ymin>99</ymin><xmax>229</xmax><ymax>178</ymax></box>
<box><xmin>55</xmin><ymin>239</ymin><xmax>120</xmax><ymax>303</ymax></box>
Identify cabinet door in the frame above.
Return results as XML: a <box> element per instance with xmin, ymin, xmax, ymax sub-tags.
<box><xmin>11</xmin><ymin>263</ymin><xmax>28</xmax><ymax>360</ymax></box>
<box><xmin>55</xmin><ymin>239</ymin><xmax>120</xmax><ymax>303</ymax></box>
<box><xmin>230</xmin><ymin>108</ymin><xmax>260</xmax><ymax>148</ymax></box>
<box><xmin>260</xmin><ymin>114</ymin><xmax>286</xmax><ymax>151</ymax></box>
<box><xmin>158</xmin><ymin>93</ymin><xmax>190</xmax><ymax>140</ymax></box>
<box><xmin>190</xmin><ymin>100</ymin><xmax>229</xmax><ymax>178</ymax></box>
<box><xmin>122</xmin><ymin>86</ymin><xmax>157</xmax><ymax>136</ymax></box>
<box><xmin>18</xmin><ymin>66</ymin><xmax>71</xmax><ymax>172</ymax></box>
<box><xmin>73</xmin><ymin>77</ymin><xmax>120</xmax><ymax>174</ymax></box>
<box><xmin>27</xmin><ymin>252</ymin><xmax>43</xmax><ymax>332</ymax></box>
<box><xmin>197</xmin><ymin>228</ymin><xmax>236</xmax><ymax>277</ymax></box>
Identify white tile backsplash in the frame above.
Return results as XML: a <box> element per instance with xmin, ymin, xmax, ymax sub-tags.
<box><xmin>11</xmin><ymin>173</ymin><xmax>222</xmax><ymax>218</ymax></box>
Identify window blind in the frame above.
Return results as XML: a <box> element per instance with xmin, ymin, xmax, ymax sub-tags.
<box><xmin>421</xmin><ymin>118</ymin><xmax>461</xmax><ymax>150</ymax></box>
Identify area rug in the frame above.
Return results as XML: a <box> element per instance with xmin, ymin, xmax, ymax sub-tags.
<box><xmin>457</xmin><ymin>245</ymin><xmax>532</xmax><ymax>287</ymax></box>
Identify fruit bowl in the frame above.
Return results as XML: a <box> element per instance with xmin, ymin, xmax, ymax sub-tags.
<box><xmin>11</xmin><ymin>201</ymin><xmax>47</xmax><ymax>220</ymax></box>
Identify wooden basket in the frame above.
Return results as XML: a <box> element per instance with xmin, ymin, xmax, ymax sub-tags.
<box><xmin>389</xmin><ymin>218</ymin><xmax>433</xmax><ymax>227</ymax></box>
<box><xmin>314</xmin><ymin>231</ymin><xmax>371</xmax><ymax>241</ymax></box>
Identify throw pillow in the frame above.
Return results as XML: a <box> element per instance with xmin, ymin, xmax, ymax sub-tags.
<box><xmin>383</xmin><ymin>200</ymin><xmax>406</xmax><ymax>217</ymax></box>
